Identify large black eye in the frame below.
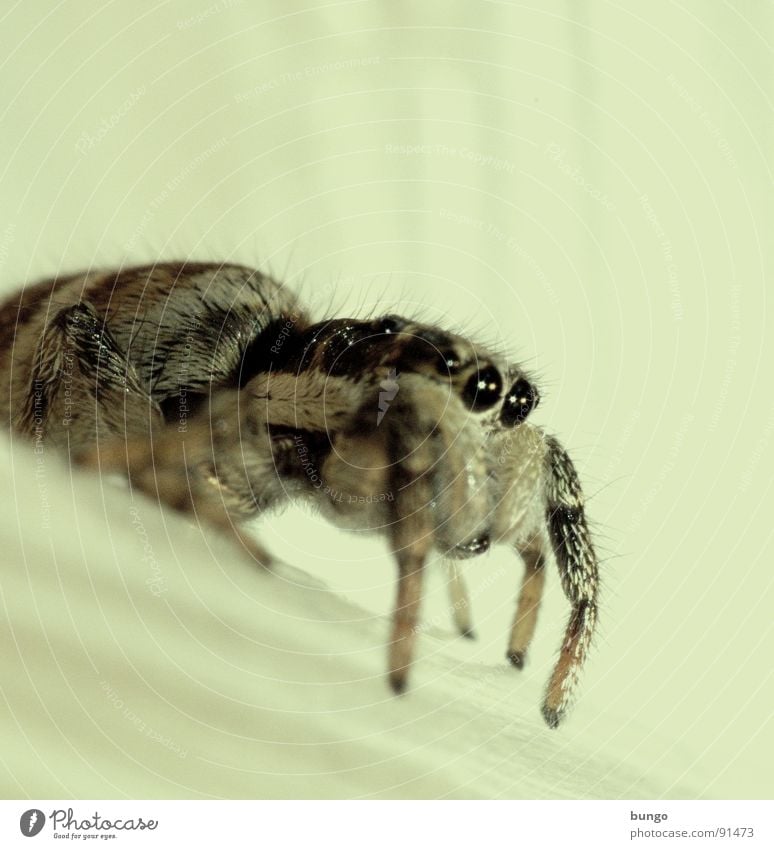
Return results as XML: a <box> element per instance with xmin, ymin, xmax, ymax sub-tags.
<box><xmin>500</xmin><ymin>378</ymin><xmax>540</xmax><ymax>426</ymax></box>
<box><xmin>462</xmin><ymin>365</ymin><xmax>502</xmax><ymax>411</ymax></box>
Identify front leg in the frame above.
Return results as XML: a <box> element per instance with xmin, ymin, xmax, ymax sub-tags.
<box><xmin>541</xmin><ymin>435</ymin><xmax>599</xmax><ymax>728</ymax></box>
<box><xmin>244</xmin><ymin>368</ymin><xmax>437</xmax><ymax>692</ymax></box>
<box><xmin>507</xmin><ymin>540</ymin><xmax>547</xmax><ymax>668</ymax></box>
<box><xmin>315</xmin><ymin>372</ymin><xmax>492</xmax><ymax>694</ymax></box>
<box><xmin>389</xmin><ymin>557</ymin><xmax>425</xmax><ymax>692</ymax></box>
<box><xmin>388</xmin><ymin>460</ymin><xmax>433</xmax><ymax>693</ymax></box>
<box><xmin>488</xmin><ymin>379</ymin><xmax>599</xmax><ymax>728</ymax></box>
<box><xmin>255</xmin><ymin>370</ymin><xmax>448</xmax><ymax>692</ymax></box>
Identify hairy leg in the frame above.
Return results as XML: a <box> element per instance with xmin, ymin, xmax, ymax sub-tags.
<box><xmin>446</xmin><ymin>560</ymin><xmax>475</xmax><ymax>638</ymax></box>
<box><xmin>541</xmin><ymin>435</ymin><xmax>599</xmax><ymax>728</ymax></box>
<box><xmin>76</xmin><ymin>388</ymin><xmax>298</xmax><ymax>568</ymax></box>
<box><xmin>507</xmin><ymin>539</ymin><xmax>547</xmax><ymax>668</ymax></box>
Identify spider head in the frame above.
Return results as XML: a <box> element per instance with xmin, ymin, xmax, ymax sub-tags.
<box><xmin>285</xmin><ymin>315</ymin><xmax>506</xmax><ymax>415</ymax></box>
<box><xmin>372</xmin><ymin>315</ymin><xmax>505</xmax><ymax>414</ymax></box>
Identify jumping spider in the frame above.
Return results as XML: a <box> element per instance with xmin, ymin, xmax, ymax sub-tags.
<box><xmin>0</xmin><ymin>261</ymin><xmax>599</xmax><ymax>728</ymax></box>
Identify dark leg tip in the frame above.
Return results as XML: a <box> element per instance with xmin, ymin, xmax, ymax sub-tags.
<box><xmin>507</xmin><ymin>650</ymin><xmax>525</xmax><ymax>669</ymax></box>
<box><xmin>451</xmin><ymin>535</ymin><xmax>490</xmax><ymax>559</ymax></box>
<box><xmin>461</xmin><ymin>628</ymin><xmax>477</xmax><ymax>640</ymax></box>
<box><xmin>541</xmin><ymin>705</ymin><xmax>562</xmax><ymax>729</ymax></box>
<box><xmin>389</xmin><ymin>673</ymin><xmax>407</xmax><ymax>695</ymax></box>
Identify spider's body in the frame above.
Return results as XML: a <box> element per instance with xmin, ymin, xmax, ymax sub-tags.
<box><xmin>0</xmin><ymin>262</ymin><xmax>599</xmax><ymax>727</ymax></box>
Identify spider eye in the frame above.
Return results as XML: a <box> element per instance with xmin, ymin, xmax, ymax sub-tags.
<box><xmin>462</xmin><ymin>365</ymin><xmax>502</xmax><ymax>411</ymax></box>
<box><xmin>380</xmin><ymin>315</ymin><xmax>406</xmax><ymax>335</ymax></box>
<box><xmin>500</xmin><ymin>378</ymin><xmax>540</xmax><ymax>426</ymax></box>
<box><xmin>437</xmin><ymin>348</ymin><xmax>462</xmax><ymax>374</ymax></box>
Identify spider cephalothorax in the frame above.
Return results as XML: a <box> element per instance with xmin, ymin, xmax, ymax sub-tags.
<box><xmin>0</xmin><ymin>261</ymin><xmax>599</xmax><ymax>727</ymax></box>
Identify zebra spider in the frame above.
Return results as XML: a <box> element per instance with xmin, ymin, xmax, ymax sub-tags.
<box><xmin>0</xmin><ymin>261</ymin><xmax>599</xmax><ymax>728</ymax></box>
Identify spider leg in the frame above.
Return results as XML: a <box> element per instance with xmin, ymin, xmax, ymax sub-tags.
<box><xmin>506</xmin><ymin>538</ymin><xmax>547</xmax><ymax>667</ymax></box>
<box><xmin>541</xmin><ymin>434</ymin><xmax>599</xmax><ymax>728</ymax></box>
<box><xmin>387</xmin><ymin>458</ymin><xmax>433</xmax><ymax>693</ymax></box>
<box><xmin>487</xmin><ymin>422</ymin><xmax>548</xmax><ymax>668</ymax></box>
<box><xmin>311</xmin><ymin>370</ymin><xmax>489</xmax><ymax>693</ymax></box>
<box><xmin>77</xmin><ymin>389</ymin><xmax>285</xmax><ymax>568</ymax></box>
<box><xmin>383</xmin><ymin>373</ymin><xmax>492</xmax><ymax>689</ymax></box>
<box><xmin>82</xmin><ymin>366</ymin><xmax>373</xmax><ymax>574</ymax></box>
<box><xmin>445</xmin><ymin>560</ymin><xmax>475</xmax><ymax>638</ymax></box>
<box><xmin>488</xmin><ymin>415</ymin><xmax>598</xmax><ymax>727</ymax></box>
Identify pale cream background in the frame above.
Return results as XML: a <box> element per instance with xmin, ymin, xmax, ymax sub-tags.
<box><xmin>0</xmin><ymin>1</ymin><xmax>771</xmax><ymax>799</ymax></box>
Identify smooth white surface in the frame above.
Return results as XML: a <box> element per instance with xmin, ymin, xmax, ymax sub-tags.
<box><xmin>1</xmin><ymin>437</ymin><xmax>696</xmax><ymax>799</ymax></box>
